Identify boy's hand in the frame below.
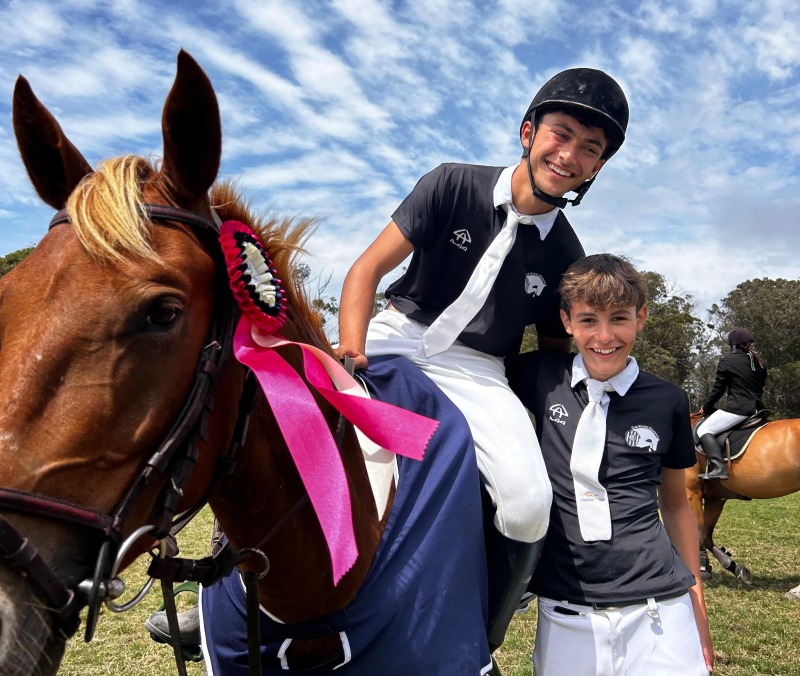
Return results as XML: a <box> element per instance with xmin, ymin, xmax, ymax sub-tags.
<box><xmin>698</xmin><ymin>618</ymin><xmax>715</xmax><ymax>672</ymax></box>
<box><xmin>334</xmin><ymin>346</ymin><xmax>368</xmax><ymax>371</ymax></box>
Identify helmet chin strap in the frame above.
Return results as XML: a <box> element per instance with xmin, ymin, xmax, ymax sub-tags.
<box><xmin>522</xmin><ymin>117</ymin><xmax>594</xmax><ymax>208</ymax></box>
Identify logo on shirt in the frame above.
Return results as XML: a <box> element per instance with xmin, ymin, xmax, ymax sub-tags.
<box><xmin>525</xmin><ymin>272</ymin><xmax>546</xmax><ymax>297</ymax></box>
<box><xmin>625</xmin><ymin>425</ymin><xmax>660</xmax><ymax>452</ymax></box>
<box><xmin>450</xmin><ymin>228</ymin><xmax>471</xmax><ymax>251</ymax></box>
<box><xmin>548</xmin><ymin>403</ymin><xmax>568</xmax><ymax>425</ymax></box>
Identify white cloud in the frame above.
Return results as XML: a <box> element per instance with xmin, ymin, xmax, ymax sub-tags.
<box><xmin>333</xmin><ymin>0</ymin><xmax>415</xmax><ymax>77</ymax></box>
<box><xmin>617</xmin><ymin>36</ymin><xmax>661</xmax><ymax>93</ymax></box>
<box><xmin>238</xmin><ymin>148</ymin><xmax>371</xmax><ymax>190</ymax></box>
<box><xmin>1</xmin><ymin>1</ymin><xmax>65</xmax><ymax>48</ymax></box>
<box><xmin>16</xmin><ymin>46</ymin><xmax>158</xmax><ymax>101</ymax></box>
<box><xmin>167</xmin><ymin>29</ymin><xmax>306</xmax><ymax>110</ymax></box>
<box><xmin>743</xmin><ymin>0</ymin><xmax>800</xmax><ymax>80</ymax></box>
<box><xmin>686</xmin><ymin>0</ymin><xmax>717</xmax><ymax>18</ymax></box>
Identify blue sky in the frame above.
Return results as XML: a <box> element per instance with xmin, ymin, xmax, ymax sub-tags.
<box><xmin>0</xmin><ymin>0</ymin><xmax>798</xmax><ymax>316</ymax></box>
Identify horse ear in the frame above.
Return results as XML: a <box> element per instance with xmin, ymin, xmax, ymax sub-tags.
<box><xmin>12</xmin><ymin>75</ymin><xmax>93</xmax><ymax>210</ymax></box>
<box><xmin>160</xmin><ymin>50</ymin><xmax>221</xmax><ymax>204</ymax></box>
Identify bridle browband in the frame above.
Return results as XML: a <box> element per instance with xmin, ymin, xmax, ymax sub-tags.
<box><xmin>0</xmin><ymin>203</ymin><xmax>250</xmax><ymax>646</ymax></box>
<box><xmin>47</xmin><ymin>202</ymin><xmax>224</xmax><ymax>234</ymax></box>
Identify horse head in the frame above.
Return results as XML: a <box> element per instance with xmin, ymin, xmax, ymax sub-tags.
<box><xmin>0</xmin><ymin>49</ymin><xmax>393</xmax><ymax>674</ymax></box>
<box><xmin>0</xmin><ymin>51</ymin><xmax>245</xmax><ymax>675</ymax></box>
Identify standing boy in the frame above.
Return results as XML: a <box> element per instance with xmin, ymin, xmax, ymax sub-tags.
<box><xmin>507</xmin><ymin>254</ymin><xmax>714</xmax><ymax>675</ymax></box>
<box><xmin>335</xmin><ymin>69</ymin><xmax>629</xmax><ymax>649</ymax></box>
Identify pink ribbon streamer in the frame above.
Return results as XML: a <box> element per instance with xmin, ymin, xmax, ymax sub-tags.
<box><xmin>233</xmin><ymin>317</ymin><xmax>438</xmax><ymax>584</ymax></box>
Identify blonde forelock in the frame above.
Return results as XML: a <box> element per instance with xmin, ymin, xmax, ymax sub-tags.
<box><xmin>66</xmin><ymin>156</ymin><xmax>157</xmax><ymax>262</ymax></box>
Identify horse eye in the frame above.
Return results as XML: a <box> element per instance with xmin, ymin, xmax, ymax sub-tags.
<box><xmin>145</xmin><ymin>299</ymin><xmax>183</xmax><ymax>328</ymax></box>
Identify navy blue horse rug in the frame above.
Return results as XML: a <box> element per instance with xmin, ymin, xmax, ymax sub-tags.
<box><xmin>199</xmin><ymin>354</ymin><xmax>492</xmax><ymax>675</ymax></box>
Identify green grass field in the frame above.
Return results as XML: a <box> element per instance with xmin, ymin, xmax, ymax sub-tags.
<box><xmin>60</xmin><ymin>493</ymin><xmax>800</xmax><ymax>675</ymax></box>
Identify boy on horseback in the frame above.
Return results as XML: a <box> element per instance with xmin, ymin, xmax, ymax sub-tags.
<box><xmin>697</xmin><ymin>327</ymin><xmax>768</xmax><ymax>479</ymax></box>
<box><xmin>507</xmin><ymin>254</ymin><xmax>714</xmax><ymax>675</ymax></box>
<box><xmin>335</xmin><ymin>68</ymin><xmax>628</xmax><ymax>651</ymax></box>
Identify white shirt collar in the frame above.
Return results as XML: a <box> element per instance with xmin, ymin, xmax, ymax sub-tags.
<box><xmin>492</xmin><ymin>165</ymin><xmax>559</xmax><ymax>240</ymax></box>
<box><xmin>571</xmin><ymin>353</ymin><xmax>640</xmax><ymax>396</ymax></box>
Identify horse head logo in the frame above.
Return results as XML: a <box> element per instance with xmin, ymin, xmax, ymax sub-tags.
<box><xmin>525</xmin><ymin>273</ymin><xmax>546</xmax><ymax>297</ymax></box>
<box><xmin>625</xmin><ymin>425</ymin><xmax>660</xmax><ymax>452</ymax></box>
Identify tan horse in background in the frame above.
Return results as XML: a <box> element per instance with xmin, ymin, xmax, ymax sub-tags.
<box><xmin>686</xmin><ymin>412</ymin><xmax>800</xmax><ymax>584</ymax></box>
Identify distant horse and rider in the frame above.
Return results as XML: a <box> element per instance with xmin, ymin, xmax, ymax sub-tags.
<box><xmin>686</xmin><ymin>326</ymin><xmax>799</xmax><ymax>587</ymax></box>
<box><xmin>687</xmin><ymin>413</ymin><xmax>800</xmax><ymax>584</ymax></box>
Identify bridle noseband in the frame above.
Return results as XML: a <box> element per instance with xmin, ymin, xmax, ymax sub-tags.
<box><xmin>0</xmin><ymin>203</ymin><xmax>245</xmax><ymax>642</ymax></box>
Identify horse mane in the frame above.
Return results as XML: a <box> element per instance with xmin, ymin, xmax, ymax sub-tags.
<box><xmin>210</xmin><ymin>181</ymin><xmax>328</xmax><ymax>346</ymax></box>
<box><xmin>65</xmin><ymin>155</ymin><xmax>328</xmax><ymax>346</ymax></box>
<box><xmin>210</xmin><ymin>180</ymin><xmax>315</xmax><ymax>283</ymax></box>
<box><xmin>66</xmin><ymin>155</ymin><xmax>157</xmax><ymax>261</ymax></box>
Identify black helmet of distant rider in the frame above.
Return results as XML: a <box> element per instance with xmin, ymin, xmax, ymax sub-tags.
<box><xmin>520</xmin><ymin>68</ymin><xmax>629</xmax><ymax>207</ymax></box>
<box><xmin>727</xmin><ymin>327</ymin><xmax>755</xmax><ymax>348</ymax></box>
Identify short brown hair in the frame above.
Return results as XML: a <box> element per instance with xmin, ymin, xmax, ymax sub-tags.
<box><xmin>559</xmin><ymin>253</ymin><xmax>647</xmax><ymax>314</ymax></box>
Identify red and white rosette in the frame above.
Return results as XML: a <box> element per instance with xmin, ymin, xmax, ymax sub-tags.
<box><xmin>219</xmin><ymin>220</ymin><xmax>287</xmax><ymax>336</ymax></box>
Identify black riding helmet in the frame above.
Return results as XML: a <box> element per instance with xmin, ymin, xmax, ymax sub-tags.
<box><xmin>521</xmin><ymin>68</ymin><xmax>629</xmax><ymax>208</ymax></box>
<box><xmin>727</xmin><ymin>327</ymin><xmax>755</xmax><ymax>347</ymax></box>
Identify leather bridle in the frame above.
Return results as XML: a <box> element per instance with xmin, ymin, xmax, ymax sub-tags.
<box><xmin>0</xmin><ymin>203</ymin><xmax>247</xmax><ymax>644</ymax></box>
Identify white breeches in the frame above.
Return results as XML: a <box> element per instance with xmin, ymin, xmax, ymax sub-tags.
<box><xmin>697</xmin><ymin>409</ymin><xmax>747</xmax><ymax>436</ymax></box>
<box><xmin>366</xmin><ymin>309</ymin><xmax>552</xmax><ymax>543</ymax></box>
<box><xmin>533</xmin><ymin>594</ymin><xmax>709</xmax><ymax>676</ymax></box>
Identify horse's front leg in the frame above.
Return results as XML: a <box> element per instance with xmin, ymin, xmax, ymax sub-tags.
<box><xmin>704</xmin><ymin>498</ymin><xmax>753</xmax><ymax>585</ymax></box>
<box><xmin>685</xmin><ymin>474</ymin><xmax>711</xmax><ymax>579</ymax></box>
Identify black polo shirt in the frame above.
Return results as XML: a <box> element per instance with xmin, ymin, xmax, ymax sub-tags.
<box><xmin>507</xmin><ymin>350</ymin><xmax>697</xmax><ymax>604</ymax></box>
<box><xmin>385</xmin><ymin>163</ymin><xmax>584</xmax><ymax>357</ymax></box>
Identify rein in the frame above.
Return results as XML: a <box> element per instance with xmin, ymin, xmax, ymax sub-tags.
<box><xmin>0</xmin><ymin>203</ymin><xmax>245</xmax><ymax>647</ymax></box>
<box><xmin>144</xmin><ymin>357</ymin><xmax>357</xmax><ymax>676</ymax></box>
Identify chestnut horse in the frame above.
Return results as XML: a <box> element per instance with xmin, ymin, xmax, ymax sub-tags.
<box><xmin>686</xmin><ymin>412</ymin><xmax>800</xmax><ymax>584</ymax></box>
<box><xmin>0</xmin><ymin>52</ymin><xmax>488</xmax><ymax>675</ymax></box>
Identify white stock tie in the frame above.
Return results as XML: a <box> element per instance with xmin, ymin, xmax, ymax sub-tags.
<box><xmin>421</xmin><ymin>207</ymin><xmax>523</xmax><ymax>357</ymax></box>
<box><xmin>571</xmin><ymin>378</ymin><xmax>614</xmax><ymax>541</ymax></box>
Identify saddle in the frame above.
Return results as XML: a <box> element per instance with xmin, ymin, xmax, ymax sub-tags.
<box><xmin>693</xmin><ymin>409</ymin><xmax>771</xmax><ymax>462</ymax></box>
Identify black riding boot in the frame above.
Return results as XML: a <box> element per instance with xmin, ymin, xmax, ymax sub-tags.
<box><xmin>485</xmin><ymin>534</ymin><xmax>544</xmax><ymax>653</ymax></box>
<box><xmin>483</xmin><ymin>483</ymin><xmax>546</xmax><ymax>652</ymax></box>
<box><xmin>144</xmin><ymin>527</ymin><xmax>222</xmax><ymax>661</ymax></box>
<box><xmin>698</xmin><ymin>433</ymin><xmax>728</xmax><ymax>480</ymax></box>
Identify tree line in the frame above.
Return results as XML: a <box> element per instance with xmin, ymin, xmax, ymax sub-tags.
<box><xmin>3</xmin><ymin>247</ymin><xmax>798</xmax><ymax>419</ymax></box>
<box><xmin>623</xmin><ymin>273</ymin><xmax>799</xmax><ymax>419</ymax></box>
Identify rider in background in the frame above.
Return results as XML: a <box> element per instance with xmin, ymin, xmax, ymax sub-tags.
<box><xmin>697</xmin><ymin>327</ymin><xmax>767</xmax><ymax>480</ymax></box>
<box><xmin>335</xmin><ymin>68</ymin><xmax>629</xmax><ymax>651</ymax></box>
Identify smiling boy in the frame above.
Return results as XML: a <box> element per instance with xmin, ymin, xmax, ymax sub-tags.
<box><xmin>507</xmin><ymin>254</ymin><xmax>714</xmax><ymax>675</ymax></box>
<box><xmin>335</xmin><ymin>69</ymin><xmax>628</xmax><ymax>653</ymax></box>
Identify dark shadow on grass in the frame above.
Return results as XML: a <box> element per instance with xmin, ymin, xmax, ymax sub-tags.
<box><xmin>704</xmin><ymin>573</ymin><xmax>800</xmax><ymax>593</ymax></box>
